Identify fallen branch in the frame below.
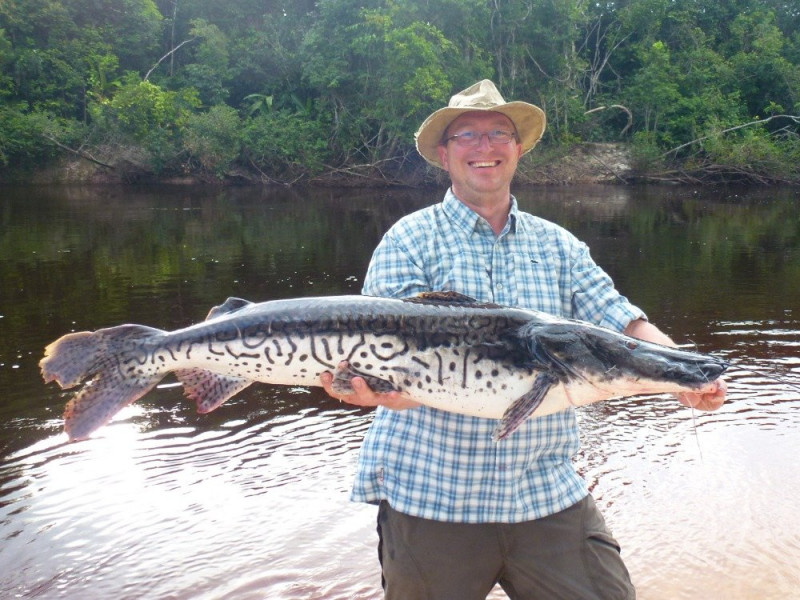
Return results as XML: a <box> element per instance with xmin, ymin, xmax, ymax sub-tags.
<box><xmin>41</xmin><ymin>134</ymin><xmax>115</xmax><ymax>169</ymax></box>
<box><xmin>663</xmin><ymin>114</ymin><xmax>800</xmax><ymax>157</ymax></box>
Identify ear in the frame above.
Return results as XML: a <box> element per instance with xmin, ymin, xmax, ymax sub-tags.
<box><xmin>437</xmin><ymin>143</ymin><xmax>450</xmax><ymax>171</ymax></box>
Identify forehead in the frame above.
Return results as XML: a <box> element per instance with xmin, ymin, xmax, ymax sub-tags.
<box><xmin>447</xmin><ymin>111</ymin><xmax>515</xmax><ymax>132</ymax></box>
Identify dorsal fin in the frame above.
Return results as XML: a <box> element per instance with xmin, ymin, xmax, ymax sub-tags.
<box><xmin>205</xmin><ymin>297</ymin><xmax>253</xmax><ymax>320</ymax></box>
<box><xmin>405</xmin><ymin>291</ymin><xmax>503</xmax><ymax>309</ymax></box>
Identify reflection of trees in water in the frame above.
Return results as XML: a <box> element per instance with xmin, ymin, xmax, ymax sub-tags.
<box><xmin>1</xmin><ymin>184</ymin><xmax>798</xmax><ymax>449</ymax></box>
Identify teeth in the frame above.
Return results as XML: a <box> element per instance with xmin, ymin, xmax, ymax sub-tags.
<box><xmin>471</xmin><ymin>161</ymin><xmax>499</xmax><ymax>168</ymax></box>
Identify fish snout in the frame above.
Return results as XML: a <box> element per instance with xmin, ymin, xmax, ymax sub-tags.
<box><xmin>699</xmin><ymin>358</ymin><xmax>729</xmax><ymax>381</ymax></box>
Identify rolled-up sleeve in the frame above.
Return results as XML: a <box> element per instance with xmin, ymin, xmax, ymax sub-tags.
<box><xmin>569</xmin><ymin>240</ymin><xmax>646</xmax><ymax>332</ymax></box>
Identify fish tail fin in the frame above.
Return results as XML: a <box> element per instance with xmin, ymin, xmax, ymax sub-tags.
<box><xmin>40</xmin><ymin>325</ymin><xmax>167</xmax><ymax>441</ymax></box>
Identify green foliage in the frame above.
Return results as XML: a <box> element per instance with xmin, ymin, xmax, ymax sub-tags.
<box><xmin>701</xmin><ymin>120</ymin><xmax>800</xmax><ymax>180</ymax></box>
<box><xmin>87</xmin><ymin>75</ymin><xmax>200</xmax><ymax>172</ymax></box>
<box><xmin>629</xmin><ymin>131</ymin><xmax>666</xmax><ymax>173</ymax></box>
<box><xmin>182</xmin><ymin>104</ymin><xmax>242</xmax><ymax>177</ymax></box>
<box><xmin>97</xmin><ymin>76</ymin><xmax>197</xmax><ymax>140</ymax></box>
<box><xmin>1</xmin><ymin>0</ymin><xmax>799</xmax><ymax>182</ymax></box>
<box><xmin>242</xmin><ymin>109</ymin><xmax>332</xmax><ymax>181</ymax></box>
<box><xmin>0</xmin><ymin>103</ymin><xmax>83</xmax><ymax>168</ymax></box>
<box><xmin>171</xmin><ymin>19</ymin><xmax>230</xmax><ymax>106</ymax></box>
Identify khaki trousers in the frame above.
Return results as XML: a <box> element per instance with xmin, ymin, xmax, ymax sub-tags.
<box><xmin>376</xmin><ymin>495</ymin><xmax>635</xmax><ymax>600</ymax></box>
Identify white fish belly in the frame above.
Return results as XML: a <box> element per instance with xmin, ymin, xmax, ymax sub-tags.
<box><xmin>185</xmin><ymin>333</ymin><xmax>546</xmax><ymax>419</ymax></box>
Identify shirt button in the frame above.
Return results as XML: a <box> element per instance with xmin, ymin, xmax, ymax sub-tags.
<box><xmin>496</xmin><ymin>283</ymin><xmax>503</xmax><ymax>290</ymax></box>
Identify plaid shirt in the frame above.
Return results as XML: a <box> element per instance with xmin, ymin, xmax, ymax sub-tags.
<box><xmin>352</xmin><ymin>189</ymin><xmax>645</xmax><ymax>523</ymax></box>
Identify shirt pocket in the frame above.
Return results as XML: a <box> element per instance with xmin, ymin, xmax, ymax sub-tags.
<box><xmin>428</xmin><ymin>249</ymin><xmax>491</xmax><ymax>301</ymax></box>
<box><xmin>510</xmin><ymin>250</ymin><xmax>564</xmax><ymax>315</ymax></box>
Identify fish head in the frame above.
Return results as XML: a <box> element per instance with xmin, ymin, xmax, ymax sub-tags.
<box><xmin>519</xmin><ymin>320</ymin><xmax>728</xmax><ymax>396</ymax></box>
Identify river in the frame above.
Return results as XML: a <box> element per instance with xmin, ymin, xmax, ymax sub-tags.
<box><xmin>1</xmin><ymin>184</ymin><xmax>798</xmax><ymax>599</ymax></box>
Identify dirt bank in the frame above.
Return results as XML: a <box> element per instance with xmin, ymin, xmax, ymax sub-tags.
<box><xmin>16</xmin><ymin>142</ymin><xmax>633</xmax><ymax>187</ymax></box>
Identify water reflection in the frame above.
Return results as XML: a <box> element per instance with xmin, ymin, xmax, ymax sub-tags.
<box><xmin>1</xmin><ymin>184</ymin><xmax>799</xmax><ymax>599</ymax></box>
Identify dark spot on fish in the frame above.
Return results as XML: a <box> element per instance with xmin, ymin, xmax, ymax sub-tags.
<box><xmin>449</xmin><ymin>362</ymin><xmax>457</xmax><ymax>371</ymax></box>
<box><xmin>491</xmin><ymin>369</ymin><xmax>499</xmax><ymax>377</ymax></box>
<box><xmin>299</xmin><ymin>354</ymin><xmax>308</xmax><ymax>361</ymax></box>
<box><xmin>475</xmin><ymin>370</ymin><xmax>483</xmax><ymax>379</ymax></box>
<box><xmin>412</xmin><ymin>356</ymin><xmax>430</xmax><ymax>369</ymax></box>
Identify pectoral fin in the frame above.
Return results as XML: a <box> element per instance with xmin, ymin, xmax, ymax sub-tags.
<box><xmin>492</xmin><ymin>372</ymin><xmax>559</xmax><ymax>441</ymax></box>
<box><xmin>331</xmin><ymin>361</ymin><xmax>399</xmax><ymax>394</ymax></box>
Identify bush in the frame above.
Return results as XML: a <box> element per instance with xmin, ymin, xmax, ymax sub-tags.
<box><xmin>88</xmin><ymin>76</ymin><xmax>201</xmax><ymax>173</ymax></box>
<box><xmin>703</xmin><ymin>125</ymin><xmax>800</xmax><ymax>181</ymax></box>
<box><xmin>629</xmin><ymin>131</ymin><xmax>667</xmax><ymax>173</ymax></box>
<box><xmin>0</xmin><ymin>104</ymin><xmax>83</xmax><ymax>170</ymax></box>
<box><xmin>182</xmin><ymin>105</ymin><xmax>242</xmax><ymax>178</ymax></box>
<box><xmin>241</xmin><ymin>109</ymin><xmax>332</xmax><ymax>181</ymax></box>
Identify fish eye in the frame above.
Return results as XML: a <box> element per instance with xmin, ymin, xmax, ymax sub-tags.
<box><xmin>625</xmin><ymin>340</ymin><xmax>639</xmax><ymax>350</ymax></box>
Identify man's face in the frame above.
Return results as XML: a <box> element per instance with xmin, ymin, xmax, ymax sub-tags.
<box><xmin>437</xmin><ymin>111</ymin><xmax>522</xmax><ymax>202</ymax></box>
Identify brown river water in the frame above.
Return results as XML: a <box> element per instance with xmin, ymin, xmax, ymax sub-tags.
<box><xmin>1</xmin><ymin>184</ymin><xmax>798</xmax><ymax>599</ymax></box>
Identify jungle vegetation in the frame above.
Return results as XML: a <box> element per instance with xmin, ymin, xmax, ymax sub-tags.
<box><xmin>1</xmin><ymin>0</ymin><xmax>799</xmax><ymax>184</ymax></box>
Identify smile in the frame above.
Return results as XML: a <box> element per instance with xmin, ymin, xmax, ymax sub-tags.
<box><xmin>469</xmin><ymin>160</ymin><xmax>501</xmax><ymax>168</ymax></box>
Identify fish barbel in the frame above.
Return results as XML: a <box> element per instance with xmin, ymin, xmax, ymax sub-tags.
<box><xmin>40</xmin><ymin>292</ymin><xmax>728</xmax><ymax>441</ymax></box>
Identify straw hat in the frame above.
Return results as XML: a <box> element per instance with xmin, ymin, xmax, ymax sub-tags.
<box><xmin>415</xmin><ymin>79</ymin><xmax>546</xmax><ymax>169</ymax></box>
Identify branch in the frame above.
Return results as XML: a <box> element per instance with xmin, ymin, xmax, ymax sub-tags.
<box><xmin>663</xmin><ymin>114</ymin><xmax>800</xmax><ymax>157</ymax></box>
<box><xmin>41</xmin><ymin>134</ymin><xmax>115</xmax><ymax>169</ymax></box>
<box><xmin>143</xmin><ymin>38</ymin><xmax>196</xmax><ymax>81</ymax></box>
<box><xmin>585</xmin><ymin>104</ymin><xmax>633</xmax><ymax>135</ymax></box>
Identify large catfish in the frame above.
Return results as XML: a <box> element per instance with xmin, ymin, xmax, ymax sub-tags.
<box><xmin>40</xmin><ymin>292</ymin><xmax>727</xmax><ymax>441</ymax></box>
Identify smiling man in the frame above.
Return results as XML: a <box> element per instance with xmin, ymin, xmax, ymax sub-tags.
<box><xmin>321</xmin><ymin>80</ymin><xmax>726</xmax><ymax>599</ymax></box>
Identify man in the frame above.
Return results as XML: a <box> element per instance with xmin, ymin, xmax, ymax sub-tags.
<box><xmin>321</xmin><ymin>80</ymin><xmax>727</xmax><ymax>599</ymax></box>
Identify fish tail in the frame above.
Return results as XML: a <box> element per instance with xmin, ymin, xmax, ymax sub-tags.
<box><xmin>40</xmin><ymin>325</ymin><xmax>166</xmax><ymax>441</ymax></box>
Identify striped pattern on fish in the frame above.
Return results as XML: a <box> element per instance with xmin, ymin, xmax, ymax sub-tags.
<box><xmin>39</xmin><ymin>292</ymin><xmax>728</xmax><ymax>441</ymax></box>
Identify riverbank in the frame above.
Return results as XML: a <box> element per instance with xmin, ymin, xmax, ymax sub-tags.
<box><xmin>9</xmin><ymin>141</ymin><xmax>799</xmax><ymax>186</ymax></box>
<box><xmin>13</xmin><ymin>142</ymin><xmax>634</xmax><ymax>187</ymax></box>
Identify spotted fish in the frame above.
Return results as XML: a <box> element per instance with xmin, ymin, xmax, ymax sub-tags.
<box><xmin>40</xmin><ymin>292</ymin><xmax>727</xmax><ymax>441</ymax></box>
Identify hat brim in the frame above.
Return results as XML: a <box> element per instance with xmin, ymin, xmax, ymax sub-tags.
<box><xmin>415</xmin><ymin>102</ymin><xmax>546</xmax><ymax>169</ymax></box>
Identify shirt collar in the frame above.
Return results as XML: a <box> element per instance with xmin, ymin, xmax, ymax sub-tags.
<box><xmin>442</xmin><ymin>188</ymin><xmax>520</xmax><ymax>236</ymax></box>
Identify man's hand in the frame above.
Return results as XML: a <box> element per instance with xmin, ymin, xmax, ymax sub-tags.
<box><xmin>624</xmin><ymin>318</ymin><xmax>728</xmax><ymax>412</ymax></box>
<box><xmin>676</xmin><ymin>378</ymin><xmax>727</xmax><ymax>411</ymax></box>
<box><xmin>320</xmin><ymin>362</ymin><xmax>421</xmax><ymax>410</ymax></box>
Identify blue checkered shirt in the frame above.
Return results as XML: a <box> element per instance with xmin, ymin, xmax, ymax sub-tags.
<box><xmin>351</xmin><ymin>189</ymin><xmax>645</xmax><ymax>523</ymax></box>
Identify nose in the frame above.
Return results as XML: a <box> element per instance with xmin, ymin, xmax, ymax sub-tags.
<box><xmin>475</xmin><ymin>133</ymin><xmax>493</xmax><ymax>149</ymax></box>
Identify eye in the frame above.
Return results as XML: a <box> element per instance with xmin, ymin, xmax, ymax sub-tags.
<box><xmin>456</xmin><ymin>131</ymin><xmax>478</xmax><ymax>140</ymax></box>
<box><xmin>488</xmin><ymin>130</ymin><xmax>515</xmax><ymax>143</ymax></box>
<box><xmin>626</xmin><ymin>340</ymin><xmax>639</xmax><ymax>350</ymax></box>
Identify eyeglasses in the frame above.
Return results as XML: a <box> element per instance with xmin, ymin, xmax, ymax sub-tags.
<box><xmin>444</xmin><ymin>130</ymin><xmax>518</xmax><ymax>147</ymax></box>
